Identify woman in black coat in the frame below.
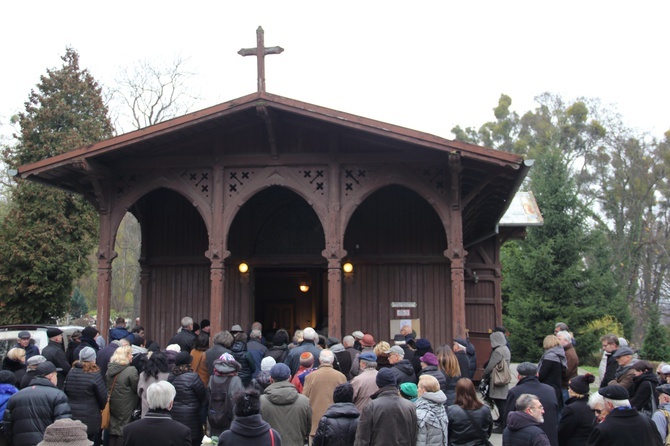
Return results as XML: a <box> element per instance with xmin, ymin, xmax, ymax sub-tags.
<box><xmin>629</xmin><ymin>360</ymin><xmax>659</xmax><ymax>413</ymax></box>
<box><xmin>538</xmin><ymin>335</ymin><xmax>566</xmax><ymax>411</ymax></box>
<box><xmin>64</xmin><ymin>346</ymin><xmax>108</xmax><ymax>443</ymax></box>
<box><xmin>558</xmin><ymin>373</ymin><xmax>596</xmax><ymax>446</ymax></box>
<box><xmin>447</xmin><ymin>378</ymin><xmax>492</xmax><ymax>445</ymax></box>
<box><xmin>313</xmin><ymin>383</ymin><xmax>360</xmax><ymax>446</ymax></box>
<box><xmin>264</xmin><ymin>329</ymin><xmax>290</xmax><ymax>364</ymax></box>
<box><xmin>169</xmin><ymin>352</ymin><xmax>207</xmax><ymax>446</ymax></box>
<box><xmin>2</xmin><ymin>349</ymin><xmax>26</xmax><ymax>385</ymax></box>
<box><xmin>218</xmin><ymin>388</ymin><xmax>282</xmax><ymax>446</ymax></box>
<box><xmin>231</xmin><ymin>333</ymin><xmax>256</xmax><ymax>387</ymax></box>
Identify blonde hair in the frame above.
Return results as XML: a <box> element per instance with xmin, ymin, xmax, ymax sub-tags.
<box><xmin>543</xmin><ymin>335</ymin><xmax>560</xmax><ymax>349</ymax></box>
<box><xmin>7</xmin><ymin>348</ymin><xmax>25</xmax><ymax>362</ymax></box>
<box><xmin>374</xmin><ymin>341</ymin><xmax>391</xmax><ymax>357</ymax></box>
<box><xmin>110</xmin><ymin>345</ymin><xmax>132</xmax><ymax>365</ymax></box>
<box><xmin>418</xmin><ymin>374</ymin><xmax>440</xmax><ymax>392</ymax></box>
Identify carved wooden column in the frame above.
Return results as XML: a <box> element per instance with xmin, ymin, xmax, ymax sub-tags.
<box><xmin>97</xmin><ymin>209</ymin><xmax>117</xmax><ymax>342</ymax></box>
<box><xmin>139</xmin><ymin>265</ymin><xmax>150</xmax><ymax>331</ymax></box>
<box><xmin>322</xmin><ymin>161</ymin><xmax>345</xmax><ymax>340</ymax></box>
<box><xmin>208</xmin><ymin>164</ymin><xmax>228</xmax><ymax>336</ymax></box>
<box><xmin>446</xmin><ymin>154</ymin><xmax>467</xmax><ymax>341</ymax></box>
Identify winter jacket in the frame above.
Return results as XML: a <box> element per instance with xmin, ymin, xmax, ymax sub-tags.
<box><xmin>66</xmin><ymin>339</ymin><xmax>81</xmax><ymax>366</ymax></box>
<box><xmin>137</xmin><ymin>370</ymin><xmax>170</xmax><ymax>417</ymax></box>
<box><xmin>3</xmin><ymin>377</ymin><xmax>71</xmax><ymax>446</ymax></box>
<box><xmin>42</xmin><ymin>340</ymin><xmax>71</xmax><ymax>388</ymax></box>
<box><xmin>415</xmin><ymin>390</ymin><xmax>448</xmax><ymax>446</ymax></box>
<box><xmin>190</xmin><ymin>349</ymin><xmax>209</xmax><ymax>388</ymax></box>
<box><xmin>351</xmin><ymin>368</ymin><xmax>379</xmax><ymax>412</ymax></box>
<box><xmin>482</xmin><ymin>332</ymin><xmax>511</xmax><ymax>401</ymax></box>
<box><xmin>122</xmin><ymin>408</ymin><xmax>191</xmax><ymax>446</ymax></box>
<box><xmin>557</xmin><ymin>396</ymin><xmax>595</xmax><ymax>446</ymax></box>
<box><xmin>247</xmin><ymin>339</ymin><xmax>268</xmax><ymax>378</ymax></box>
<box><xmin>261</xmin><ymin>380</ymin><xmax>312</xmax><ymax>446</ymax></box>
<box><xmin>502</xmin><ymin>411</ymin><xmax>550</xmax><ymax>446</ymax></box>
<box><xmin>630</xmin><ymin>370</ymin><xmax>659</xmax><ymax>412</ymax></box>
<box><xmin>504</xmin><ymin>375</ymin><xmax>559</xmax><ymax>446</ymax></box>
<box><xmin>313</xmin><ymin>402</ymin><xmax>360</xmax><ymax>446</ymax></box>
<box><xmin>390</xmin><ymin>359</ymin><xmax>417</xmax><ymax>385</ymax></box>
<box><xmin>218</xmin><ymin>414</ymin><xmax>283</xmax><ymax>446</ymax></box>
<box><xmin>19</xmin><ymin>369</ymin><xmax>37</xmax><ymax>389</ymax></box>
<box><xmin>284</xmin><ymin>340</ymin><xmax>321</xmax><ymax>376</ymax></box>
<box><xmin>105</xmin><ymin>361</ymin><xmax>139</xmax><ymax>437</ymax></box>
<box><xmin>304</xmin><ymin>365</ymin><xmax>348</xmax><ymax>436</ymax></box>
<box><xmin>109</xmin><ymin>327</ymin><xmax>131</xmax><ymax>342</ymax></box>
<box><xmin>73</xmin><ymin>336</ymin><xmax>99</xmax><ymax>362</ymax></box>
<box><xmin>204</xmin><ymin>343</ymin><xmax>232</xmax><ymax>376</ymax></box>
<box><xmin>2</xmin><ymin>357</ymin><xmax>26</xmax><ymax>386</ymax></box>
<box><xmin>587</xmin><ymin>406</ymin><xmax>662</xmax><ymax>446</ymax></box>
<box><xmin>207</xmin><ymin>362</ymin><xmax>245</xmax><ymax>434</ymax></box>
<box><xmin>353</xmin><ymin>386</ymin><xmax>418</xmax><ymax>446</ymax></box>
<box><xmin>538</xmin><ymin>346</ymin><xmax>566</xmax><ymax>410</ymax></box>
<box><xmin>265</xmin><ymin>345</ymin><xmax>289</xmax><ymax>364</ymax></box>
<box><xmin>97</xmin><ymin>341</ymin><xmax>121</xmax><ymax>378</ymax></box>
<box><xmin>330</xmin><ymin>344</ymin><xmax>353</xmax><ymax>380</ymax></box>
<box><xmin>454</xmin><ymin>351</ymin><xmax>470</xmax><ymax>382</ymax></box>
<box><xmin>0</xmin><ymin>383</ymin><xmax>18</xmax><ymax>422</ymax></box>
<box><xmin>168</xmin><ymin>329</ymin><xmax>197</xmax><ymax>354</ymax></box>
<box><xmin>447</xmin><ymin>404</ymin><xmax>492</xmax><ymax>446</ymax></box>
<box><xmin>651</xmin><ymin>402</ymin><xmax>670</xmax><ymax>441</ymax></box>
<box><xmin>169</xmin><ymin>366</ymin><xmax>207</xmax><ymax>445</ymax></box>
<box><xmin>599</xmin><ymin>352</ymin><xmax>618</xmax><ymax>388</ymax></box>
<box><xmin>561</xmin><ymin>343</ymin><xmax>579</xmax><ymax>389</ymax></box>
<box><xmin>231</xmin><ymin>341</ymin><xmax>256</xmax><ymax>387</ymax></box>
<box><xmin>63</xmin><ymin>362</ymin><xmax>108</xmax><ymax>438</ymax></box>
<box><xmin>14</xmin><ymin>343</ymin><xmax>40</xmax><ymax>361</ymax></box>
<box><xmin>418</xmin><ymin>366</ymin><xmax>447</xmax><ymax>394</ymax></box>
<box><xmin>465</xmin><ymin>341</ymin><xmax>477</xmax><ymax>380</ymax></box>
<box><xmin>608</xmin><ymin>360</ymin><xmax>637</xmax><ymax>392</ymax></box>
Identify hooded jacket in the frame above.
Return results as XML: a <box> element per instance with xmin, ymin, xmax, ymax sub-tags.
<box><xmin>3</xmin><ymin>376</ymin><xmax>71</xmax><ymax>446</ymax></box>
<box><xmin>313</xmin><ymin>402</ymin><xmax>360</xmax><ymax>446</ymax></box>
<box><xmin>261</xmin><ymin>381</ymin><xmax>312</xmax><ymax>446</ymax></box>
<box><xmin>105</xmin><ymin>361</ymin><xmax>139</xmax><ymax>436</ymax></box>
<box><xmin>169</xmin><ymin>365</ymin><xmax>207</xmax><ymax>445</ymax></box>
<box><xmin>482</xmin><ymin>332</ymin><xmax>511</xmax><ymax>400</ymax></box>
<box><xmin>218</xmin><ymin>413</ymin><xmax>283</xmax><ymax>446</ymax></box>
<box><xmin>390</xmin><ymin>359</ymin><xmax>417</xmax><ymax>385</ymax></box>
<box><xmin>502</xmin><ymin>411</ymin><xmax>550</xmax><ymax>446</ymax></box>
<box><xmin>304</xmin><ymin>365</ymin><xmax>348</xmax><ymax>436</ymax></box>
<box><xmin>0</xmin><ymin>383</ymin><xmax>18</xmax><ymax>422</ymax></box>
<box><xmin>261</xmin><ymin>380</ymin><xmax>312</xmax><ymax>446</ymax></box>
<box><xmin>63</xmin><ymin>362</ymin><xmax>108</xmax><ymax>437</ymax></box>
<box><xmin>231</xmin><ymin>340</ymin><xmax>256</xmax><ymax>387</ymax></box>
<box><xmin>207</xmin><ymin>360</ymin><xmax>245</xmax><ymax>434</ymax></box>
<box><xmin>415</xmin><ymin>390</ymin><xmax>448</xmax><ymax>446</ymax></box>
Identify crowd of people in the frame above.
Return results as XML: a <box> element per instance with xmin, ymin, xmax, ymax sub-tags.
<box><xmin>1</xmin><ymin>318</ymin><xmax>670</xmax><ymax>446</ymax></box>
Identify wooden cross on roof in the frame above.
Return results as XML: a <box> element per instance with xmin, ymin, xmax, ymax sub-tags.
<box><xmin>238</xmin><ymin>26</ymin><xmax>284</xmax><ymax>93</ymax></box>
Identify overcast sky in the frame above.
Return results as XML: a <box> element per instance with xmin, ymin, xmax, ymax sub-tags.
<box><xmin>2</xmin><ymin>1</ymin><xmax>668</xmax><ymax>142</ymax></box>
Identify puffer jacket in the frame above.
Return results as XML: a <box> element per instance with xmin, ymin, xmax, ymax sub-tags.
<box><xmin>260</xmin><ymin>380</ymin><xmax>312</xmax><ymax>446</ymax></box>
<box><xmin>231</xmin><ymin>341</ymin><xmax>256</xmax><ymax>387</ymax></box>
<box><xmin>391</xmin><ymin>359</ymin><xmax>417</xmax><ymax>385</ymax></box>
<box><xmin>313</xmin><ymin>402</ymin><xmax>359</xmax><ymax>446</ymax></box>
<box><xmin>0</xmin><ymin>383</ymin><xmax>18</xmax><ymax>422</ymax></box>
<box><xmin>415</xmin><ymin>390</ymin><xmax>448</xmax><ymax>446</ymax></box>
<box><xmin>265</xmin><ymin>345</ymin><xmax>289</xmax><ymax>364</ymax></box>
<box><xmin>418</xmin><ymin>366</ymin><xmax>448</xmax><ymax>394</ymax></box>
<box><xmin>3</xmin><ymin>377</ymin><xmax>71</xmax><ymax>446</ymax></box>
<box><xmin>447</xmin><ymin>404</ymin><xmax>492</xmax><ymax>446</ymax></box>
<box><xmin>63</xmin><ymin>362</ymin><xmax>107</xmax><ymax>437</ymax></box>
<box><xmin>106</xmin><ymin>361</ymin><xmax>139</xmax><ymax>436</ymax></box>
<box><xmin>1</xmin><ymin>357</ymin><xmax>26</xmax><ymax>385</ymax></box>
<box><xmin>217</xmin><ymin>414</ymin><xmax>282</xmax><ymax>446</ymax></box>
<box><xmin>169</xmin><ymin>365</ymin><xmax>207</xmax><ymax>445</ymax></box>
<box><xmin>629</xmin><ymin>370</ymin><xmax>658</xmax><ymax>411</ymax></box>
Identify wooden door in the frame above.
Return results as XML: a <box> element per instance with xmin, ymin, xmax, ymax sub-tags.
<box><xmin>264</xmin><ymin>303</ymin><xmax>295</xmax><ymax>335</ymax></box>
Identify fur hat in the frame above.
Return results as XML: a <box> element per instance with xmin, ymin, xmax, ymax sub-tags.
<box><xmin>37</xmin><ymin>418</ymin><xmax>92</xmax><ymax>446</ymax></box>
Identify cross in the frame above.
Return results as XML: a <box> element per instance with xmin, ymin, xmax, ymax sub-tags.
<box><xmin>238</xmin><ymin>26</ymin><xmax>284</xmax><ymax>93</ymax></box>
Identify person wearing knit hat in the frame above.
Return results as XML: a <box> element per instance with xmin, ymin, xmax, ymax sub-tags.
<box><xmin>356</xmin><ymin>366</ymin><xmax>417</xmax><ymax>446</ymax></box>
<box><xmin>400</xmin><ymin>382</ymin><xmax>418</xmax><ymax>401</ymax></box>
<box><xmin>260</xmin><ymin>362</ymin><xmax>312</xmax><ymax>446</ymax></box>
<box><xmin>207</xmin><ymin>353</ymin><xmax>244</xmax><ymax>435</ymax></box>
<box><xmin>557</xmin><ymin>373</ymin><xmax>596</xmax><ymax>445</ymax></box>
<box><xmin>37</xmin><ymin>418</ymin><xmax>92</xmax><ymax>446</ymax></box>
<box><xmin>503</xmin><ymin>362</ymin><xmax>559</xmax><ymax>442</ymax></box>
<box><xmin>249</xmin><ymin>357</ymin><xmax>276</xmax><ymax>393</ymax></box>
<box><xmin>169</xmin><ymin>350</ymin><xmax>206</xmax><ymax>446</ymax></box>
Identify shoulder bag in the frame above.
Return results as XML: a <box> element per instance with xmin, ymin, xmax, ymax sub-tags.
<box><xmin>491</xmin><ymin>359</ymin><xmax>511</xmax><ymax>386</ymax></box>
<box><xmin>462</xmin><ymin>406</ymin><xmax>494</xmax><ymax>446</ymax></box>
<box><xmin>101</xmin><ymin>374</ymin><xmax>120</xmax><ymax>429</ymax></box>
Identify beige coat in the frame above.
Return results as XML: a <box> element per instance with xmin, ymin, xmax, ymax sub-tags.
<box><xmin>303</xmin><ymin>364</ymin><xmax>347</xmax><ymax>436</ymax></box>
<box><xmin>351</xmin><ymin>367</ymin><xmax>379</xmax><ymax>412</ymax></box>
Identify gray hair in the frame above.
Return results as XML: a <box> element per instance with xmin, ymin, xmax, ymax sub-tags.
<box><xmin>147</xmin><ymin>381</ymin><xmax>177</xmax><ymax>410</ymax></box>
<box><xmin>250</xmin><ymin>329</ymin><xmax>262</xmax><ymax>340</ymax></box>
<box><xmin>212</xmin><ymin>331</ymin><xmax>234</xmax><ymax>348</ymax></box>
<box><xmin>343</xmin><ymin>336</ymin><xmax>355</xmax><ymax>347</ymax></box>
<box><xmin>588</xmin><ymin>392</ymin><xmax>604</xmax><ymax>409</ymax></box>
<box><xmin>181</xmin><ymin>317</ymin><xmax>193</xmax><ymax>328</ymax></box>
<box><xmin>360</xmin><ymin>359</ymin><xmax>377</xmax><ymax>369</ymax></box>
<box><xmin>516</xmin><ymin>394</ymin><xmax>539</xmax><ymax>412</ymax></box>
<box><xmin>320</xmin><ymin>349</ymin><xmax>335</xmax><ymax>365</ymax></box>
<box><xmin>293</xmin><ymin>330</ymin><xmax>304</xmax><ymax>343</ymax></box>
<box><xmin>604</xmin><ymin>396</ymin><xmax>630</xmax><ymax>408</ymax></box>
<box><xmin>303</xmin><ymin>327</ymin><xmax>317</xmax><ymax>341</ymax></box>
<box><xmin>556</xmin><ymin>331</ymin><xmax>572</xmax><ymax>342</ymax></box>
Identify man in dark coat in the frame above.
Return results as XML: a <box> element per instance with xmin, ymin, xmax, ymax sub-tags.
<box><xmin>503</xmin><ymin>393</ymin><xmax>551</xmax><ymax>446</ymax></box>
<box><xmin>284</xmin><ymin>327</ymin><xmax>321</xmax><ymax>375</ymax></box>
<box><xmin>599</xmin><ymin>334</ymin><xmax>620</xmax><ymax>388</ymax></box>
<box><xmin>505</xmin><ymin>362</ymin><xmax>559</xmax><ymax>446</ymax></box>
<box><xmin>205</xmin><ymin>331</ymin><xmax>234</xmax><ymax>375</ymax></box>
<box><xmin>354</xmin><ymin>368</ymin><xmax>417</xmax><ymax>446</ymax></box>
<box><xmin>123</xmin><ymin>381</ymin><xmax>191</xmax><ymax>446</ymax></box>
<box><xmin>41</xmin><ymin>328</ymin><xmax>71</xmax><ymax>389</ymax></box>
<box><xmin>587</xmin><ymin>385</ymin><xmax>662</xmax><ymax>446</ymax></box>
<box><xmin>3</xmin><ymin>361</ymin><xmax>72</xmax><ymax>446</ymax></box>
<box><xmin>453</xmin><ymin>338</ymin><xmax>471</xmax><ymax>380</ymax></box>
<box><xmin>386</xmin><ymin>346</ymin><xmax>417</xmax><ymax>385</ymax></box>
<box><xmin>73</xmin><ymin>326</ymin><xmax>100</xmax><ymax>360</ymax></box>
<box><xmin>168</xmin><ymin>316</ymin><xmax>197</xmax><ymax>353</ymax></box>
<box><xmin>15</xmin><ymin>331</ymin><xmax>40</xmax><ymax>360</ymax></box>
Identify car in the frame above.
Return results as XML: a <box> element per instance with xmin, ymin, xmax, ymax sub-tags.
<box><xmin>0</xmin><ymin>324</ymin><xmax>85</xmax><ymax>369</ymax></box>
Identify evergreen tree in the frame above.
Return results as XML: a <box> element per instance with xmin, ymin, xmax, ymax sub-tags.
<box><xmin>69</xmin><ymin>287</ymin><xmax>89</xmax><ymax>318</ymax></box>
<box><xmin>0</xmin><ymin>48</ymin><xmax>113</xmax><ymax>324</ymax></box>
<box><xmin>640</xmin><ymin>304</ymin><xmax>670</xmax><ymax>361</ymax></box>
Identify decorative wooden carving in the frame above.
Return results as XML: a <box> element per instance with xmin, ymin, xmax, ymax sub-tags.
<box><xmin>180</xmin><ymin>170</ymin><xmax>212</xmax><ymax>199</ymax></box>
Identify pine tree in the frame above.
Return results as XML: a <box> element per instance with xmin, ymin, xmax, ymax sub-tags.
<box><xmin>70</xmin><ymin>287</ymin><xmax>89</xmax><ymax>318</ymax></box>
<box><xmin>640</xmin><ymin>304</ymin><xmax>670</xmax><ymax>361</ymax></box>
<box><xmin>0</xmin><ymin>48</ymin><xmax>113</xmax><ymax>323</ymax></box>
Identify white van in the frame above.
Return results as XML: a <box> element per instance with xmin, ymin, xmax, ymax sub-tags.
<box><xmin>0</xmin><ymin>325</ymin><xmax>84</xmax><ymax>367</ymax></box>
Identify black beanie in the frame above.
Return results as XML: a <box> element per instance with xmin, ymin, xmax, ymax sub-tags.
<box><xmin>569</xmin><ymin>373</ymin><xmax>595</xmax><ymax>395</ymax></box>
<box><xmin>376</xmin><ymin>368</ymin><xmax>397</xmax><ymax>388</ymax></box>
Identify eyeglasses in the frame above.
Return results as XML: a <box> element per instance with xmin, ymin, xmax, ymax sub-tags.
<box><xmin>592</xmin><ymin>409</ymin><xmax>602</xmax><ymax>415</ymax></box>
